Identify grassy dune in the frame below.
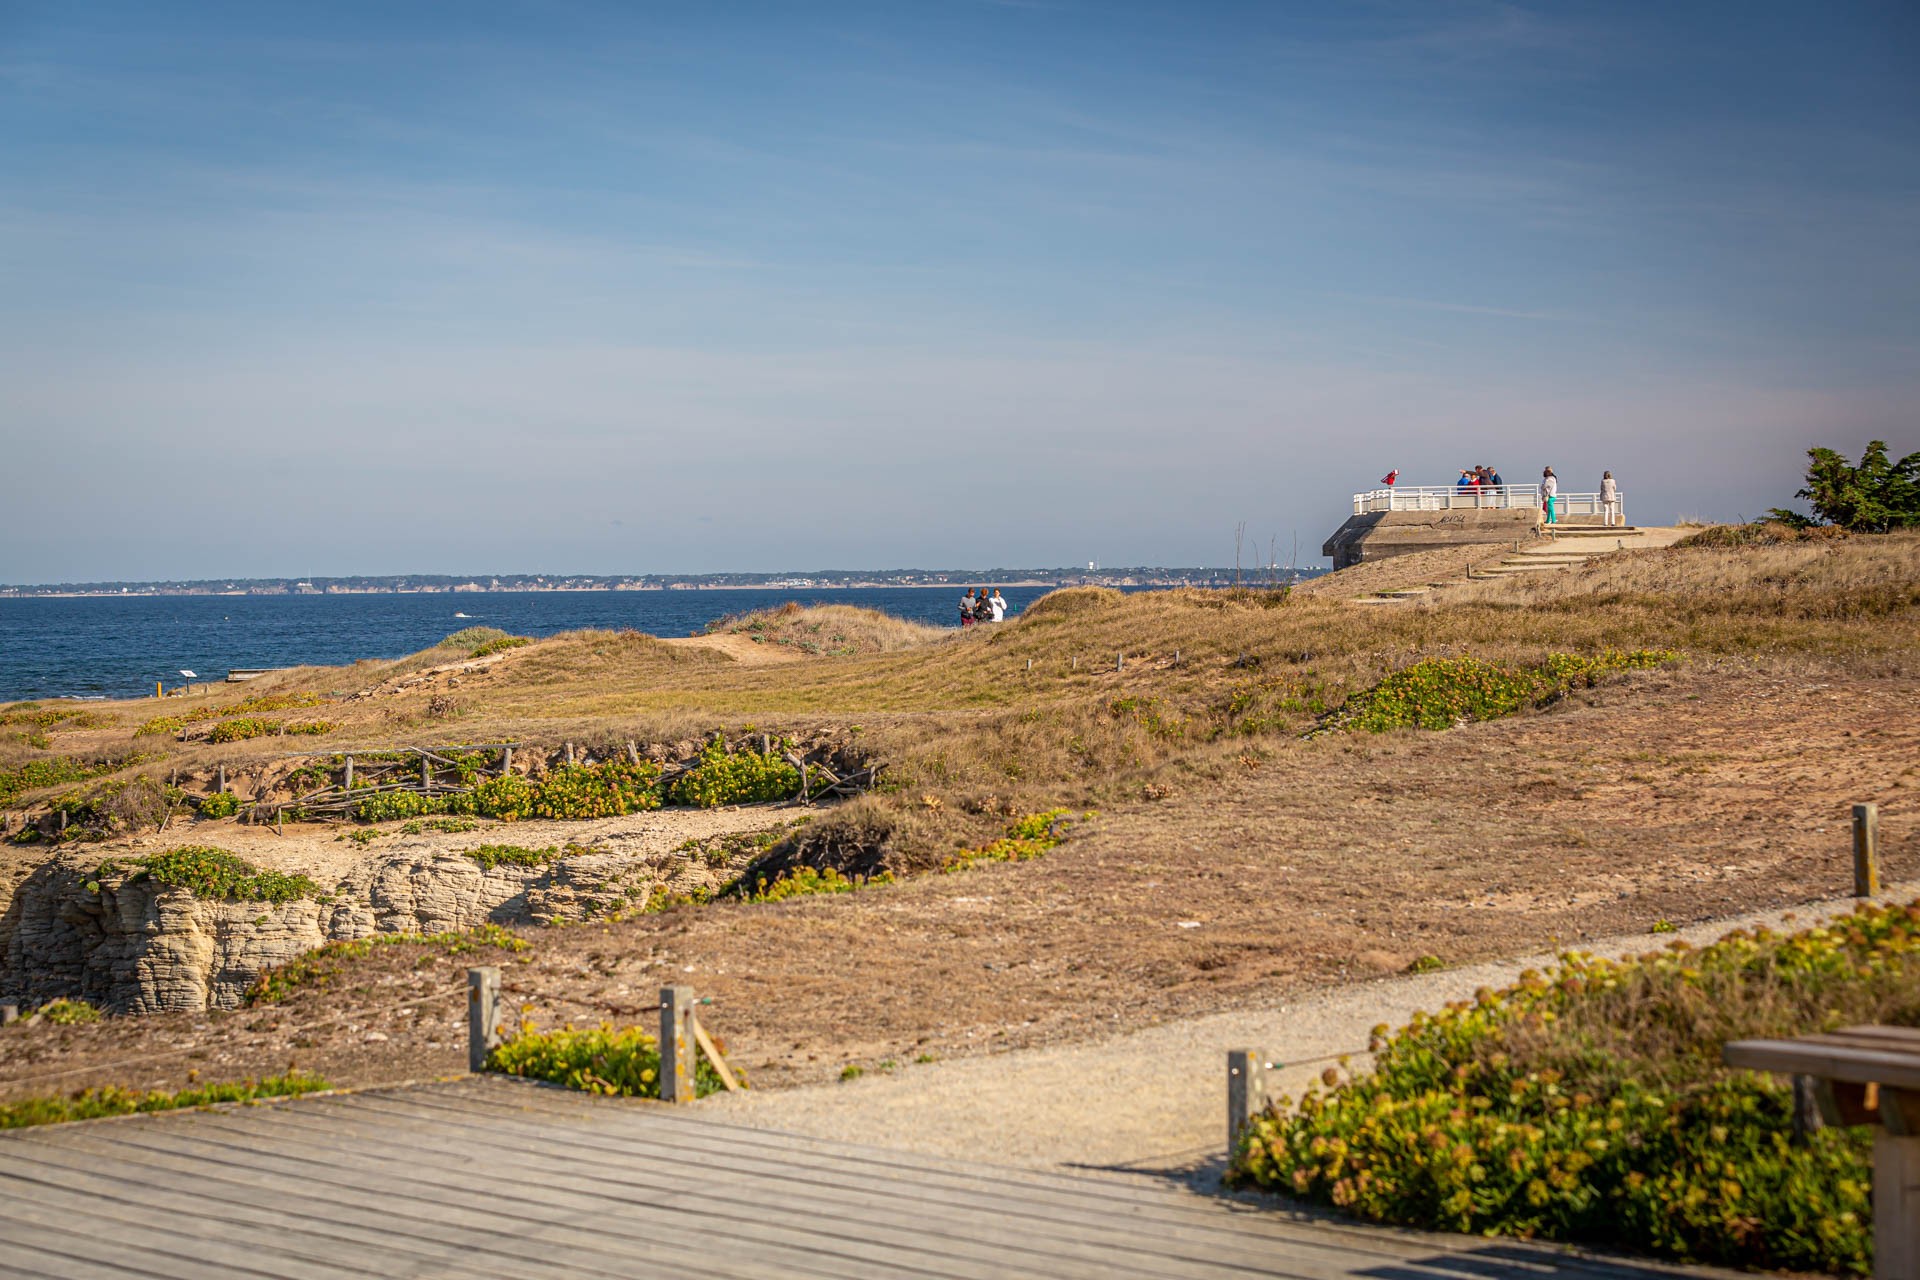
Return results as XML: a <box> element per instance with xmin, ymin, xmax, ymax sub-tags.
<box><xmin>5</xmin><ymin>530</ymin><xmax>1916</xmax><ymax>871</ymax></box>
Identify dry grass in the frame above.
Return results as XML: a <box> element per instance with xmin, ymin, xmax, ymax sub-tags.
<box><xmin>4</xmin><ymin>535</ymin><xmax>1916</xmax><ymax>867</ymax></box>
<box><xmin>707</xmin><ymin>602</ymin><xmax>947</xmax><ymax>655</ymax></box>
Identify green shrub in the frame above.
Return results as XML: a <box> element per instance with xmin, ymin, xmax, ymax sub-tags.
<box><xmin>197</xmin><ymin>791</ymin><xmax>241</xmax><ymax>818</ymax></box>
<box><xmin>488</xmin><ymin>1023</ymin><xmax>731</xmax><ymax>1097</ymax></box>
<box><xmin>528</xmin><ymin>761</ymin><xmax>663</xmax><ymax>820</ymax></box>
<box><xmin>247</xmin><ymin>925</ymin><xmax>527</xmax><ymax>1003</ymax></box>
<box><xmin>0</xmin><ymin>1073</ymin><xmax>329</xmax><ymax>1130</ymax></box>
<box><xmin>207</xmin><ymin>717</ymin><xmax>334</xmax><ymax>743</ymax></box>
<box><xmin>462</xmin><ymin>843</ymin><xmax>560</xmax><ymax>870</ymax></box>
<box><xmin>942</xmin><ymin>809</ymin><xmax>1088</xmax><ymax>871</ymax></box>
<box><xmin>468</xmin><ymin>636</ymin><xmax>532</xmax><ymax>659</ymax></box>
<box><xmin>666</xmin><ymin>742</ymin><xmax>800</xmax><ymax>808</ymax></box>
<box><xmin>353</xmin><ymin>790</ymin><xmax>442</xmax><ymax>821</ymax></box>
<box><xmin>38</xmin><ymin>998</ymin><xmax>101</xmax><ymax>1026</ymax></box>
<box><xmin>96</xmin><ymin>847</ymin><xmax>321</xmax><ymax>904</ymax></box>
<box><xmin>744</xmin><ymin>866</ymin><xmax>892</xmax><ymax>902</ymax></box>
<box><xmin>1229</xmin><ymin>902</ymin><xmax>1920</xmax><ymax>1274</ymax></box>
<box><xmin>0</xmin><ymin>756</ymin><xmax>119</xmax><ymax>806</ymax></box>
<box><xmin>1335</xmin><ymin>650</ymin><xmax>1678</xmax><ymax>733</ymax></box>
<box><xmin>402</xmin><ymin>816</ymin><xmax>482</xmax><ymax>835</ymax></box>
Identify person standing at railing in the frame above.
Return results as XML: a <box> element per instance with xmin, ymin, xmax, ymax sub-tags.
<box><xmin>1600</xmin><ymin>471</ymin><xmax>1620</xmax><ymax>526</ymax></box>
<box><xmin>1541</xmin><ymin>466</ymin><xmax>1559</xmax><ymax>524</ymax></box>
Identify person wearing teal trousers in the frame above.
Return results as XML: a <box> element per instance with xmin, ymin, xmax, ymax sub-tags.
<box><xmin>1541</xmin><ymin>466</ymin><xmax>1559</xmax><ymax>524</ymax></box>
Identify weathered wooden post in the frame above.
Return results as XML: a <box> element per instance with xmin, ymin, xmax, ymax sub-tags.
<box><xmin>660</xmin><ymin>985</ymin><xmax>695</xmax><ymax>1104</ymax></box>
<box><xmin>1878</xmin><ymin>1106</ymin><xmax>1920</xmax><ymax>1280</ymax></box>
<box><xmin>564</xmin><ymin>742</ymin><xmax>576</xmax><ymax>766</ymax></box>
<box><xmin>1116</xmin><ymin>654</ymin><xmax>1124</xmax><ymax>671</ymax></box>
<box><xmin>421</xmin><ymin>757</ymin><xmax>432</xmax><ymax>793</ymax></box>
<box><xmin>467</xmin><ymin>967</ymin><xmax>502</xmax><ymax>1073</ymax></box>
<box><xmin>498</xmin><ymin>745</ymin><xmax>511</xmax><ymax>776</ymax></box>
<box><xmin>1025</xmin><ymin>659</ymin><xmax>1033</xmax><ymax>672</ymax></box>
<box><xmin>1227</xmin><ymin>1049</ymin><xmax>1269</xmax><ymax>1155</ymax></box>
<box><xmin>627</xmin><ymin>739</ymin><xmax>641</xmax><ymax>764</ymax></box>
<box><xmin>1792</xmin><ymin>1075</ymin><xmax>1824</xmax><ymax>1143</ymax></box>
<box><xmin>216</xmin><ymin>764</ymin><xmax>227</xmax><ymax>793</ymax></box>
<box><xmin>1854</xmin><ymin>803</ymin><xmax>1880</xmax><ymax>897</ymax></box>
<box><xmin>343</xmin><ymin>755</ymin><xmax>354</xmax><ymax>790</ymax></box>
<box><xmin>0</xmin><ymin>1003</ymin><xmax>18</xmax><ymax>1027</ymax></box>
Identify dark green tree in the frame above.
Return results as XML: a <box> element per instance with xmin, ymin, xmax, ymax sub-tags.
<box><xmin>1768</xmin><ymin>440</ymin><xmax>1920</xmax><ymax>532</ymax></box>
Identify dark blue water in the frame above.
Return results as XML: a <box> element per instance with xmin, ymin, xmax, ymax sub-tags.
<box><xmin>0</xmin><ymin>587</ymin><xmax>1067</xmax><ymax>702</ymax></box>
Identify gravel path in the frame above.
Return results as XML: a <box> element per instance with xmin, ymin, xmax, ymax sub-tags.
<box><xmin>707</xmin><ymin>880</ymin><xmax>1918</xmax><ymax>1181</ymax></box>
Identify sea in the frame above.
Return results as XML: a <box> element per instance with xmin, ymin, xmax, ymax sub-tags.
<box><xmin>0</xmin><ymin>586</ymin><xmax>1087</xmax><ymax>702</ymax></box>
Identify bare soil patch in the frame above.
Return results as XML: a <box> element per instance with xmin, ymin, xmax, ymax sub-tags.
<box><xmin>5</xmin><ymin>664</ymin><xmax>1909</xmax><ymax>1103</ymax></box>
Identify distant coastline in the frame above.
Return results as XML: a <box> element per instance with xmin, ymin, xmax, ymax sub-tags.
<box><xmin>0</xmin><ymin>567</ymin><xmax>1318</xmax><ymax>599</ymax></box>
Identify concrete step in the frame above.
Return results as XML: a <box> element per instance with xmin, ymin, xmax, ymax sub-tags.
<box><xmin>1546</xmin><ymin>528</ymin><xmax>1638</xmax><ymax>538</ymax></box>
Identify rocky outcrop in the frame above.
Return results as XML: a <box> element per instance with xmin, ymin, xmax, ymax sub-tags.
<box><xmin>0</xmin><ymin>841</ymin><xmax>739</xmax><ymax>1014</ymax></box>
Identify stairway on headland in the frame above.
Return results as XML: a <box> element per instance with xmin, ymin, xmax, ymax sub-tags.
<box><xmin>1357</xmin><ymin>525</ymin><xmax>1689</xmax><ymax>603</ymax></box>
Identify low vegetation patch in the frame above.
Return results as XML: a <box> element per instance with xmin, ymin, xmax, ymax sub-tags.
<box><xmin>0</xmin><ymin>705</ymin><xmax>105</xmax><ymax>732</ymax></box>
<box><xmin>468</xmin><ymin>635</ymin><xmax>532</xmax><ymax>659</ymax></box>
<box><xmin>666</xmin><ymin>740</ymin><xmax>803</xmax><ymax>808</ymax></box>
<box><xmin>1229</xmin><ymin>901</ymin><xmax>1920</xmax><ymax>1274</ymax></box>
<box><xmin>402</xmin><ymin>816</ymin><xmax>484</xmax><ymax>835</ymax></box>
<box><xmin>136</xmin><ymin>692</ymin><xmax>325</xmax><ymax>736</ymax></box>
<box><xmin>206</xmin><ymin>717</ymin><xmax>335</xmax><ymax>743</ymax></box>
<box><xmin>36</xmin><ymin>998</ymin><xmax>102</xmax><ymax>1026</ymax></box>
<box><xmin>196</xmin><ymin>791</ymin><xmax>241</xmax><ymax>818</ymax></box>
<box><xmin>347</xmin><ymin>746</ymin><xmax>813</xmax><ymax>823</ymax></box>
<box><xmin>708</xmin><ymin>602</ymin><xmax>943</xmax><ymax>655</ymax></box>
<box><xmin>942</xmin><ymin>809</ymin><xmax>1088</xmax><ymax>872</ymax></box>
<box><xmin>246</xmin><ymin>924</ymin><xmax>528</xmax><ymax>1003</ymax></box>
<box><xmin>462</xmin><ymin>843</ymin><xmax>566</xmax><ymax>870</ymax></box>
<box><xmin>743</xmin><ymin>865</ymin><xmax>893</xmax><ymax>902</ymax></box>
<box><xmin>0</xmin><ymin>755</ymin><xmax>125</xmax><ymax>807</ymax></box>
<box><xmin>1333</xmin><ymin>650</ymin><xmax>1678</xmax><ymax>734</ymax></box>
<box><xmin>0</xmin><ymin>1073</ymin><xmax>330</xmax><ymax>1130</ymax></box>
<box><xmin>488</xmin><ymin>1023</ymin><xmax>731</xmax><ymax>1097</ymax></box>
<box><xmin>92</xmin><ymin>847</ymin><xmax>322</xmax><ymax>904</ymax></box>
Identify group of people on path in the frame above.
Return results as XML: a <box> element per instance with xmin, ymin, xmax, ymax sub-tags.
<box><xmin>960</xmin><ymin>587</ymin><xmax>1007</xmax><ymax>627</ymax></box>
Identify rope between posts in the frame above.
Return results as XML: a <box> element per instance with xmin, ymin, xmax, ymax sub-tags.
<box><xmin>1254</xmin><ymin>1045</ymin><xmax>1375</xmax><ymax>1073</ymax></box>
<box><xmin>0</xmin><ymin>985</ymin><xmax>460</xmax><ymax>1093</ymax></box>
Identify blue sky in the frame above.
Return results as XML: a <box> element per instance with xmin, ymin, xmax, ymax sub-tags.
<box><xmin>2</xmin><ymin>1</ymin><xmax>1916</xmax><ymax>579</ymax></box>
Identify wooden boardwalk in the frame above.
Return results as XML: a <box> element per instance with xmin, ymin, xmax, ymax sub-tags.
<box><xmin>0</xmin><ymin>1077</ymin><xmax>1699</xmax><ymax>1279</ymax></box>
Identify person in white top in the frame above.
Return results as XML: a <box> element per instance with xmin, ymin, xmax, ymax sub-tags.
<box><xmin>1541</xmin><ymin>466</ymin><xmax>1559</xmax><ymax>525</ymax></box>
<box><xmin>989</xmin><ymin>589</ymin><xmax>1007</xmax><ymax>622</ymax></box>
<box><xmin>1599</xmin><ymin>471</ymin><xmax>1620</xmax><ymax>527</ymax></box>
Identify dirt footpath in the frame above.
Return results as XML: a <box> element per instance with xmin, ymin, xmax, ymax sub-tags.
<box><xmin>705</xmin><ymin>884</ymin><xmax>1920</xmax><ymax>1176</ymax></box>
<box><xmin>2</xmin><ymin>665</ymin><xmax>1912</xmax><ymax>1106</ymax></box>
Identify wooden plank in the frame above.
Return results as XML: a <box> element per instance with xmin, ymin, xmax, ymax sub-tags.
<box><xmin>8</xmin><ymin>1128</ymin><xmax>634</xmax><ymax>1280</ymax></box>
<box><xmin>0</xmin><ymin>1147</ymin><xmax>498</xmax><ymax>1278</ymax></box>
<box><xmin>0</xmin><ymin>1231</ymin><xmax>184</xmax><ymax>1280</ymax></box>
<box><xmin>347</xmin><ymin>1090</ymin><xmax>1362</xmax><ymax>1275</ymax></box>
<box><xmin>429</xmin><ymin>1078</ymin><xmax>1333</xmax><ymax>1230</ymax></box>
<box><xmin>60</xmin><ymin>1117</ymin><xmax>921</xmax><ymax>1280</ymax></box>
<box><xmin>1</xmin><ymin>1078</ymin><xmax>1647</xmax><ymax>1280</ymax></box>
<box><xmin>693</xmin><ymin>1014</ymin><xmax>743</xmax><ymax>1092</ymax></box>
<box><xmin>218</xmin><ymin>1088</ymin><xmax>1323</xmax><ymax>1279</ymax></box>
<box><xmin>0</xmin><ymin>1207</ymin><xmax>293</xmax><ymax>1280</ymax></box>
<box><xmin>0</xmin><ymin>1169</ymin><xmax>393</xmax><ymax>1280</ymax></box>
<box><xmin>191</xmin><ymin>1104</ymin><xmax>1197</xmax><ymax>1280</ymax></box>
<box><xmin>1723</xmin><ymin>1039</ymin><xmax>1920</xmax><ymax>1089</ymax></box>
<box><xmin>20</xmin><ymin>1124</ymin><xmax>825</xmax><ymax>1280</ymax></box>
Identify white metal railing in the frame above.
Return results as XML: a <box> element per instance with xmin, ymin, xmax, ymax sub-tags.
<box><xmin>1352</xmin><ymin>484</ymin><xmax>1624</xmax><ymax>523</ymax></box>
